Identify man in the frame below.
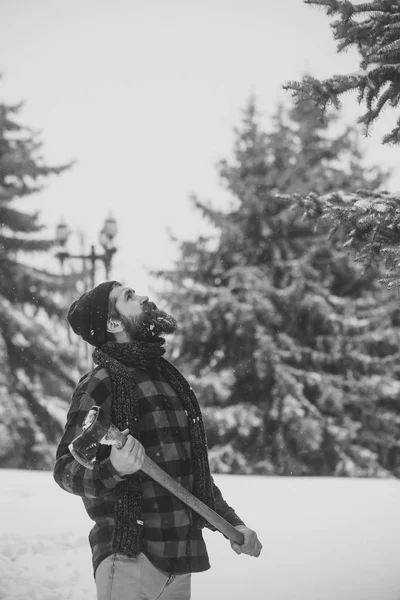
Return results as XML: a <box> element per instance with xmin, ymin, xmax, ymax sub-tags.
<box><xmin>54</xmin><ymin>280</ymin><xmax>262</xmax><ymax>600</ymax></box>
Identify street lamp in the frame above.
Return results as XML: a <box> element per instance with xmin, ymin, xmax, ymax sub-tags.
<box><xmin>99</xmin><ymin>213</ymin><xmax>118</xmax><ymax>280</ymax></box>
<box><xmin>56</xmin><ymin>219</ymin><xmax>69</xmax><ymax>246</ymax></box>
<box><xmin>55</xmin><ymin>219</ymin><xmax>70</xmax><ymax>269</ymax></box>
<box><xmin>55</xmin><ymin>213</ymin><xmax>118</xmax><ymax>288</ymax></box>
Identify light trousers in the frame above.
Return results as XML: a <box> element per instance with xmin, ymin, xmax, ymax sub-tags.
<box><xmin>95</xmin><ymin>552</ymin><xmax>191</xmax><ymax>600</ymax></box>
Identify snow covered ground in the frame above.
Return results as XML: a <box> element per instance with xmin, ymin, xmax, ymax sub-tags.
<box><xmin>0</xmin><ymin>470</ymin><xmax>399</xmax><ymax>600</ymax></box>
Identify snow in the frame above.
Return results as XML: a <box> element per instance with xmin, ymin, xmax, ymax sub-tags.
<box><xmin>0</xmin><ymin>470</ymin><xmax>400</xmax><ymax>600</ymax></box>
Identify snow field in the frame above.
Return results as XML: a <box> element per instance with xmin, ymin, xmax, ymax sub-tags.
<box><xmin>0</xmin><ymin>470</ymin><xmax>399</xmax><ymax>600</ymax></box>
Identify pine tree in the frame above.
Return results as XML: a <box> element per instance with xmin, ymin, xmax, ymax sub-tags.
<box><xmin>156</xmin><ymin>97</ymin><xmax>400</xmax><ymax>477</ymax></box>
<box><xmin>0</xmin><ymin>91</ymin><xmax>77</xmax><ymax>469</ymax></box>
<box><xmin>283</xmin><ymin>0</ymin><xmax>400</xmax><ymax>287</ymax></box>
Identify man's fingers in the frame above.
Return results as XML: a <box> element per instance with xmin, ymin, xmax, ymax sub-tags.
<box><xmin>250</xmin><ymin>545</ymin><xmax>262</xmax><ymax>556</ymax></box>
<box><xmin>121</xmin><ymin>435</ymin><xmax>135</xmax><ymax>452</ymax></box>
<box><xmin>125</xmin><ymin>435</ymin><xmax>142</xmax><ymax>453</ymax></box>
<box><xmin>232</xmin><ymin>528</ymin><xmax>262</xmax><ymax>558</ymax></box>
<box><xmin>136</xmin><ymin>445</ymin><xmax>146</xmax><ymax>468</ymax></box>
<box><xmin>231</xmin><ymin>543</ymin><xmax>242</xmax><ymax>555</ymax></box>
<box><xmin>128</xmin><ymin>439</ymin><xmax>146</xmax><ymax>468</ymax></box>
<box><xmin>241</xmin><ymin>538</ymin><xmax>262</xmax><ymax>557</ymax></box>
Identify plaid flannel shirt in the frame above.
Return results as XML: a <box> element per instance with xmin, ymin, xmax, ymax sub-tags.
<box><xmin>53</xmin><ymin>365</ymin><xmax>245</xmax><ymax>578</ymax></box>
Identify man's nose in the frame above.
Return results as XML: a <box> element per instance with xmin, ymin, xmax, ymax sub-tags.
<box><xmin>139</xmin><ymin>295</ymin><xmax>149</xmax><ymax>305</ymax></box>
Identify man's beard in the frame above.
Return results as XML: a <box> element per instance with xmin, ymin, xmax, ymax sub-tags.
<box><xmin>121</xmin><ymin>302</ymin><xmax>178</xmax><ymax>342</ymax></box>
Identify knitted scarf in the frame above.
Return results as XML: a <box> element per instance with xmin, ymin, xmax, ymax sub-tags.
<box><xmin>92</xmin><ymin>340</ymin><xmax>216</xmax><ymax>558</ymax></box>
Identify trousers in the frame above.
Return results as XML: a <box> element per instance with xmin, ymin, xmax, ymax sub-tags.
<box><xmin>95</xmin><ymin>552</ymin><xmax>191</xmax><ymax>600</ymax></box>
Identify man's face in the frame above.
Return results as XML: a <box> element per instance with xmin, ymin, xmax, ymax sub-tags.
<box><xmin>108</xmin><ymin>285</ymin><xmax>177</xmax><ymax>342</ymax></box>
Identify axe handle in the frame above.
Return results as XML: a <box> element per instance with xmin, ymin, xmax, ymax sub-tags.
<box><xmin>104</xmin><ymin>425</ymin><xmax>244</xmax><ymax>545</ymax></box>
<box><xmin>140</xmin><ymin>454</ymin><xmax>245</xmax><ymax>546</ymax></box>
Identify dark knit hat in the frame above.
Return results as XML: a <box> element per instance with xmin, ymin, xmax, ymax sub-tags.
<box><xmin>67</xmin><ymin>280</ymin><xmax>120</xmax><ymax>347</ymax></box>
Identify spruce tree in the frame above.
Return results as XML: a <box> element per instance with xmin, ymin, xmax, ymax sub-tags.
<box><xmin>156</xmin><ymin>97</ymin><xmax>400</xmax><ymax>477</ymax></box>
<box><xmin>0</xmin><ymin>91</ymin><xmax>77</xmax><ymax>469</ymax></box>
<box><xmin>283</xmin><ymin>0</ymin><xmax>400</xmax><ymax>286</ymax></box>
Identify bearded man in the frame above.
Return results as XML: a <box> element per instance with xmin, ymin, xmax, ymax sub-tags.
<box><xmin>53</xmin><ymin>281</ymin><xmax>262</xmax><ymax>600</ymax></box>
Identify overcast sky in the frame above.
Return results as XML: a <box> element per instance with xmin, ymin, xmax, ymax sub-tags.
<box><xmin>1</xmin><ymin>0</ymin><xmax>399</xmax><ymax>299</ymax></box>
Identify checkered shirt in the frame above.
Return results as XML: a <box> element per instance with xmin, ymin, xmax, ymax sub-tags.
<box><xmin>53</xmin><ymin>365</ymin><xmax>245</xmax><ymax>578</ymax></box>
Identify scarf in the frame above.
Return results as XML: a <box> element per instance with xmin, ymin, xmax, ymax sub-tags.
<box><xmin>92</xmin><ymin>339</ymin><xmax>216</xmax><ymax>558</ymax></box>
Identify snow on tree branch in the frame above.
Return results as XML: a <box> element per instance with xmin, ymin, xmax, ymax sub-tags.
<box><xmin>276</xmin><ymin>188</ymin><xmax>400</xmax><ymax>287</ymax></box>
<box><xmin>284</xmin><ymin>0</ymin><xmax>400</xmax><ymax>145</ymax></box>
<box><xmin>281</xmin><ymin>0</ymin><xmax>400</xmax><ymax>285</ymax></box>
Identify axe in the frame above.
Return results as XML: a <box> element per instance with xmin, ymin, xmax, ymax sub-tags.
<box><xmin>69</xmin><ymin>406</ymin><xmax>244</xmax><ymax>546</ymax></box>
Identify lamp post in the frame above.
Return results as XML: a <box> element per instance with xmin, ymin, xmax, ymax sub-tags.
<box><xmin>55</xmin><ymin>214</ymin><xmax>118</xmax><ymax>288</ymax></box>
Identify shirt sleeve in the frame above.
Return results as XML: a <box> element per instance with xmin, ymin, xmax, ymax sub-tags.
<box><xmin>53</xmin><ymin>368</ymin><xmax>126</xmax><ymax>499</ymax></box>
<box><xmin>211</xmin><ymin>476</ymin><xmax>246</xmax><ymax>528</ymax></box>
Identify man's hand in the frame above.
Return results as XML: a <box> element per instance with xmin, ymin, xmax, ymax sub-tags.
<box><xmin>230</xmin><ymin>525</ymin><xmax>262</xmax><ymax>557</ymax></box>
<box><xmin>110</xmin><ymin>429</ymin><xmax>145</xmax><ymax>476</ymax></box>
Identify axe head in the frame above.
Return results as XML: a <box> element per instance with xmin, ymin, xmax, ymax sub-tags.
<box><xmin>68</xmin><ymin>405</ymin><xmax>126</xmax><ymax>469</ymax></box>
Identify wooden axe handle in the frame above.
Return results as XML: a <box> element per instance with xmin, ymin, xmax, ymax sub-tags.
<box><xmin>107</xmin><ymin>426</ymin><xmax>245</xmax><ymax>546</ymax></box>
<box><xmin>141</xmin><ymin>454</ymin><xmax>244</xmax><ymax>545</ymax></box>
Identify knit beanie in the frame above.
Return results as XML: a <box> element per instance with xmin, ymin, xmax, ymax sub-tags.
<box><xmin>67</xmin><ymin>280</ymin><xmax>120</xmax><ymax>347</ymax></box>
